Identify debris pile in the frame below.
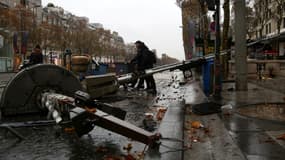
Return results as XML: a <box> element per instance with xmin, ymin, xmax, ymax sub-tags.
<box><xmin>184</xmin><ymin>120</ymin><xmax>212</xmax><ymax>149</ymax></box>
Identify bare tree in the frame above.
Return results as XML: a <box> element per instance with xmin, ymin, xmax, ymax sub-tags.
<box><xmin>222</xmin><ymin>0</ymin><xmax>230</xmax><ymax>50</ymax></box>
<box><xmin>272</xmin><ymin>0</ymin><xmax>285</xmax><ymax>34</ymax></box>
<box><xmin>245</xmin><ymin>4</ymin><xmax>255</xmax><ymax>39</ymax></box>
<box><xmin>199</xmin><ymin>0</ymin><xmax>209</xmax><ymax>55</ymax></box>
<box><xmin>253</xmin><ymin>0</ymin><xmax>269</xmax><ymax>38</ymax></box>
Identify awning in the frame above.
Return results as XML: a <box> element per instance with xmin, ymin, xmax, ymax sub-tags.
<box><xmin>247</xmin><ymin>32</ymin><xmax>285</xmax><ymax>47</ymax></box>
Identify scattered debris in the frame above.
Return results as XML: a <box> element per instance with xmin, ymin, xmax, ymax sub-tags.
<box><xmin>191</xmin><ymin>121</ymin><xmax>203</xmax><ymax>129</ymax></box>
<box><xmin>84</xmin><ymin>106</ymin><xmax>97</xmax><ymax>113</ymax></box>
<box><xmin>143</xmin><ymin>118</ymin><xmax>157</xmax><ymax>132</ymax></box>
<box><xmin>277</xmin><ymin>134</ymin><xmax>285</xmax><ymax>140</ymax></box>
<box><xmin>64</xmin><ymin>127</ymin><xmax>76</xmax><ymax>134</ymax></box>
<box><xmin>203</xmin><ymin>127</ymin><xmax>210</xmax><ymax>134</ymax></box>
<box><xmin>221</xmin><ymin>104</ymin><xmax>233</xmax><ymax>115</ymax></box>
<box><xmin>144</xmin><ymin>113</ymin><xmax>154</xmax><ymax>120</ymax></box>
<box><xmin>264</xmin><ymin>137</ymin><xmax>275</xmax><ymax>143</ymax></box>
<box><xmin>184</xmin><ymin>143</ymin><xmax>192</xmax><ymax>149</ymax></box>
<box><xmin>123</xmin><ymin>143</ymin><xmax>133</xmax><ymax>153</ymax></box>
<box><xmin>156</xmin><ymin>107</ymin><xmax>168</xmax><ymax>121</ymax></box>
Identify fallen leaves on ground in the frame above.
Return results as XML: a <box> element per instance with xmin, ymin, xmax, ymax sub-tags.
<box><xmin>123</xmin><ymin>143</ymin><xmax>133</xmax><ymax>153</ymax></box>
<box><xmin>64</xmin><ymin>127</ymin><xmax>75</xmax><ymax>134</ymax></box>
<box><xmin>277</xmin><ymin>134</ymin><xmax>285</xmax><ymax>140</ymax></box>
<box><xmin>156</xmin><ymin>107</ymin><xmax>168</xmax><ymax>121</ymax></box>
<box><xmin>84</xmin><ymin>106</ymin><xmax>97</xmax><ymax>113</ymax></box>
<box><xmin>191</xmin><ymin>121</ymin><xmax>203</xmax><ymax>129</ymax></box>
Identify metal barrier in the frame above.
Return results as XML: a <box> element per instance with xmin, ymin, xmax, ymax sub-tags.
<box><xmin>0</xmin><ymin>57</ymin><xmax>13</xmax><ymax>72</ymax></box>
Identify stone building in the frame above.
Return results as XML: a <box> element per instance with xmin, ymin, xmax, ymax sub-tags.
<box><xmin>250</xmin><ymin>0</ymin><xmax>285</xmax><ymax>56</ymax></box>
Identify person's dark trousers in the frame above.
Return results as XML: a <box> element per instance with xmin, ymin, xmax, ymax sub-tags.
<box><xmin>146</xmin><ymin>75</ymin><xmax>156</xmax><ymax>91</ymax></box>
<box><xmin>137</xmin><ymin>77</ymin><xmax>145</xmax><ymax>89</ymax></box>
<box><xmin>130</xmin><ymin>70</ymin><xmax>138</xmax><ymax>88</ymax></box>
<box><xmin>136</xmin><ymin>70</ymin><xmax>145</xmax><ymax>89</ymax></box>
<box><xmin>130</xmin><ymin>77</ymin><xmax>138</xmax><ymax>88</ymax></box>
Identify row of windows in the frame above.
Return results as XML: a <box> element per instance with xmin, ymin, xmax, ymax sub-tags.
<box><xmin>265</xmin><ymin>23</ymin><xmax>271</xmax><ymax>34</ymax></box>
<box><xmin>261</xmin><ymin>18</ymin><xmax>285</xmax><ymax>36</ymax></box>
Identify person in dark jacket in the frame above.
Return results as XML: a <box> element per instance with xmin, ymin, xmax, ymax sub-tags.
<box><xmin>130</xmin><ymin>40</ymin><xmax>147</xmax><ymax>89</ymax></box>
<box><xmin>130</xmin><ymin>41</ymin><xmax>156</xmax><ymax>93</ymax></box>
<box><xmin>29</xmin><ymin>44</ymin><xmax>43</xmax><ymax>65</ymax></box>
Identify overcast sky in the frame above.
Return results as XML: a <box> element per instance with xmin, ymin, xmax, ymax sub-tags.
<box><xmin>42</xmin><ymin>0</ymin><xmax>185</xmax><ymax>60</ymax></box>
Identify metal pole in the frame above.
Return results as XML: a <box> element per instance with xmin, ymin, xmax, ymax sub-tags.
<box><xmin>214</xmin><ymin>0</ymin><xmax>221</xmax><ymax>98</ymax></box>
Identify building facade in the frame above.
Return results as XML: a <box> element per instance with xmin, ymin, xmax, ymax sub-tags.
<box><xmin>252</xmin><ymin>0</ymin><xmax>285</xmax><ymax>55</ymax></box>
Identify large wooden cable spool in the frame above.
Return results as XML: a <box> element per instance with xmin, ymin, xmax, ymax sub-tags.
<box><xmin>0</xmin><ymin>64</ymin><xmax>82</xmax><ymax>118</ymax></box>
<box><xmin>71</xmin><ymin>55</ymin><xmax>90</xmax><ymax>73</ymax></box>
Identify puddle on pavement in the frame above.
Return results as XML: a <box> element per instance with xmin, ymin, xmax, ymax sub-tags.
<box><xmin>236</xmin><ymin>103</ymin><xmax>285</xmax><ymax>122</ymax></box>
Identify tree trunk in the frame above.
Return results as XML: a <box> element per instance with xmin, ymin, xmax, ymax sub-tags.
<box><xmin>181</xmin><ymin>3</ymin><xmax>191</xmax><ymax>59</ymax></box>
<box><xmin>222</xmin><ymin>0</ymin><xmax>230</xmax><ymax>50</ymax></box>
<box><xmin>234</xmin><ymin>0</ymin><xmax>248</xmax><ymax>91</ymax></box>
<box><xmin>200</xmin><ymin>2</ymin><xmax>208</xmax><ymax>55</ymax></box>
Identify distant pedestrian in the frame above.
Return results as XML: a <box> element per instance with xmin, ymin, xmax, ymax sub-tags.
<box><xmin>20</xmin><ymin>44</ymin><xmax>43</xmax><ymax>70</ymax></box>
<box><xmin>29</xmin><ymin>44</ymin><xmax>43</xmax><ymax>65</ymax></box>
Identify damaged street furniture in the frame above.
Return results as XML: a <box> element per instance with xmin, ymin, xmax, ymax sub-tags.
<box><xmin>117</xmin><ymin>56</ymin><xmax>208</xmax><ymax>85</ymax></box>
<box><xmin>0</xmin><ymin>64</ymin><xmax>160</xmax><ymax>147</ymax></box>
<box><xmin>83</xmin><ymin>73</ymin><xmax>118</xmax><ymax>99</ymax></box>
<box><xmin>0</xmin><ymin>53</ymin><xmax>228</xmax><ymax>145</ymax></box>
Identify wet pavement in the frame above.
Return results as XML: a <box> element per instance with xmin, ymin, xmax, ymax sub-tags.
<box><xmin>182</xmin><ymin>76</ymin><xmax>285</xmax><ymax>160</ymax></box>
<box><xmin>220</xmin><ymin>82</ymin><xmax>285</xmax><ymax>160</ymax></box>
<box><xmin>1</xmin><ymin>71</ymin><xmax>285</xmax><ymax>160</ymax></box>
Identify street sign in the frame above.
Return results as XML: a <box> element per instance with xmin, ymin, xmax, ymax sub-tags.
<box><xmin>0</xmin><ymin>35</ymin><xmax>3</xmax><ymax>48</ymax></box>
